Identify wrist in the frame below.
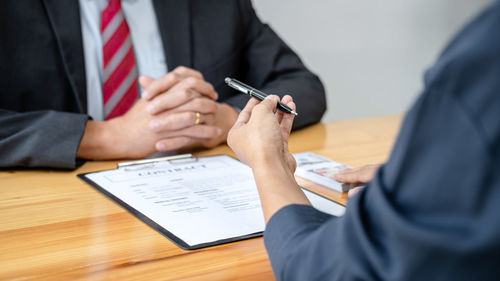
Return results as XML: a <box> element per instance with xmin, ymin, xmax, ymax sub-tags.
<box><xmin>77</xmin><ymin>119</ymin><xmax>123</xmax><ymax>159</ymax></box>
<box><xmin>252</xmin><ymin>152</ymin><xmax>294</xmax><ymax>178</ymax></box>
<box><xmin>252</xmin><ymin>155</ymin><xmax>302</xmax><ymax>205</ymax></box>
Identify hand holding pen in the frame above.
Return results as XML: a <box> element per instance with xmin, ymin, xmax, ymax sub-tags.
<box><xmin>225</xmin><ymin>78</ymin><xmax>298</xmax><ymax>116</ymax></box>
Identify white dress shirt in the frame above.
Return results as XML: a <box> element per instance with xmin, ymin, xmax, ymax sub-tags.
<box><xmin>79</xmin><ymin>0</ymin><xmax>168</xmax><ymax>120</ymax></box>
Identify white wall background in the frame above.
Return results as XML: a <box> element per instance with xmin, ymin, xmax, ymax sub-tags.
<box><xmin>252</xmin><ymin>0</ymin><xmax>493</xmax><ymax>121</ymax></box>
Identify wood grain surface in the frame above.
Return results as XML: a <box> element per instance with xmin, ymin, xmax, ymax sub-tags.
<box><xmin>0</xmin><ymin>115</ymin><xmax>402</xmax><ymax>280</ymax></box>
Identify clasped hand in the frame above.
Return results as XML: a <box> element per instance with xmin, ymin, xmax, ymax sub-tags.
<box><xmin>103</xmin><ymin>66</ymin><xmax>238</xmax><ymax>158</ymax></box>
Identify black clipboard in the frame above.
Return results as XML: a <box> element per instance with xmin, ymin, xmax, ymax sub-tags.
<box><xmin>78</xmin><ymin>154</ymin><xmax>345</xmax><ymax>250</ymax></box>
<box><xmin>78</xmin><ymin>154</ymin><xmax>265</xmax><ymax>250</ymax></box>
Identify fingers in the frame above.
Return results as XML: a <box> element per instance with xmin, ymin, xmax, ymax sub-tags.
<box><xmin>168</xmin><ymin>97</ymin><xmax>218</xmax><ymax>115</ymax></box>
<box><xmin>173</xmin><ymin>76</ymin><xmax>217</xmax><ymax>100</ymax></box>
<box><xmin>155</xmin><ymin>136</ymin><xmax>198</xmax><ymax>151</ymax></box>
<box><xmin>158</xmin><ymin>124</ymin><xmax>222</xmax><ymax>140</ymax></box>
<box><xmin>232</xmin><ymin>95</ymin><xmax>284</xmax><ymax>130</ymax></box>
<box><xmin>154</xmin><ymin>122</ymin><xmax>223</xmax><ymax>151</ymax></box>
<box><xmin>276</xmin><ymin>95</ymin><xmax>292</xmax><ymax>123</ymax></box>
<box><xmin>334</xmin><ymin>169</ymin><xmax>362</xmax><ymax>183</ymax></box>
<box><xmin>142</xmin><ymin>72</ymin><xmax>182</xmax><ymax>100</ymax></box>
<box><xmin>280</xmin><ymin>95</ymin><xmax>295</xmax><ymax>137</ymax></box>
<box><xmin>172</xmin><ymin>66</ymin><xmax>203</xmax><ymax>80</ymax></box>
<box><xmin>142</xmin><ymin>66</ymin><xmax>209</xmax><ymax>101</ymax></box>
<box><xmin>348</xmin><ymin>186</ymin><xmax>365</xmax><ymax>198</ymax></box>
<box><xmin>336</xmin><ymin>168</ymin><xmax>352</xmax><ymax>175</ymax></box>
<box><xmin>334</xmin><ymin>165</ymin><xmax>379</xmax><ymax>183</ymax></box>
<box><xmin>234</xmin><ymin>97</ymin><xmax>261</xmax><ymax>128</ymax></box>
<box><xmin>139</xmin><ymin>75</ymin><xmax>155</xmax><ymax>92</ymax></box>
<box><xmin>147</xmin><ymin>77</ymin><xmax>218</xmax><ymax>115</ymax></box>
<box><xmin>255</xmin><ymin>95</ymin><xmax>280</xmax><ymax>113</ymax></box>
<box><xmin>251</xmin><ymin>95</ymin><xmax>280</xmax><ymax>122</ymax></box>
<box><xmin>149</xmin><ymin>111</ymin><xmax>215</xmax><ymax>132</ymax></box>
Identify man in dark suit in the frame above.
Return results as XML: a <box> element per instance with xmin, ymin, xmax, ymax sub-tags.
<box><xmin>0</xmin><ymin>0</ymin><xmax>325</xmax><ymax>169</ymax></box>
<box><xmin>227</xmin><ymin>1</ymin><xmax>500</xmax><ymax>280</ymax></box>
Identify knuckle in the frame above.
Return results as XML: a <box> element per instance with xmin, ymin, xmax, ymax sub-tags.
<box><xmin>208</xmin><ymin>83</ymin><xmax>215</xmax><ymax>93</ymax></box>
<box><xmin>187</xmin><ymin>69</ymin><xmax>202</xmax><ymax>79</ymax></box>
<box><xmin>169</xmin><ymin>72</ymin><xmax>180</xmax><ymax>83</ymax></box>
<box><xmin>196</xmin><ymin>70</ymin><xmax>204</xmax><ymax>79</ymax></box>
<box><xmin>254</xmin><ymin>104</ymin><xmax>267</xmax><ymax>113</ymax></box>
<box><xmin>155</xmin><ymin>96</ymin><xmax>167</xmax><ymax>109</ymax></box>
<box><xmin>155</xmin><ymin>118</ymin><xmax>169</xmax><ymax>131</ymax></box>
<box><xmin>185</xmin><ymin>76</ymin><xmax>197</xmax><ymax>86</ymax></box>
<box><xmin>186</xmin><ymin>111</ymin><xmax>197</xmax><ymax>123</ymax></box>
<box><xmin>168</xmin><ymin>113</ymin><xmax>181</xmax><ymax>124</ymax></box>
<box><xmin>175</xmin><ymin>66</ymin><xmax>188</xmax><ymax>74</ymax></box>
<box><xmin>207</xmin><ymin>127</ymin><xmax>218</xmax><ymax>137</ymax></box>
<box><xmin>195</xmin><ymin>126</ymin><xmax>209</xmax><ymax>137</ymax></box>
<box><xmin>192</xmin><ymin>97</ymin><xmax>203</xmax><ymax>108</ymax></box>
<box><xmin>164</xmin><ymin>114</ymin><xmax>176</xmax><ymax>125</ymax></box>
<box><xmin>156</xmin><ymin>141</ymin><xmax>169</xmax><ymax>151</ymax></box>
<box><xmin>209</xmin><ymin>102</ymin><xmax>217</xmax><ymax>113</ymax></box>
<box><xmin>205</xmin><ymin>114</ymin><xmax>215</xmax><ymax>123</ymax></box>
<box><xmin>148</xmin><ymin>81</ymin><xmax>160</xmax><ymax>94</ymax></box>
<box><xmin>157</xmin><ymin>118</ymin><xmax>168</xmax><ymax>129</ymax></box>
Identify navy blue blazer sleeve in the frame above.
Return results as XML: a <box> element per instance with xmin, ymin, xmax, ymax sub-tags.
<box><xmin>0</xmin><ymin>110</ymin><xmax>88</xmax><ymax>169</ymax></box>
<box><xmin>264</xmin><ymin>2</ymin><xmax>500</xmax><ymax>280</ymax></box>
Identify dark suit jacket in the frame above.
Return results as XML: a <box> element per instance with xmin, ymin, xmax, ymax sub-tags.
<box><xmin>264</xmin><ymin>1</ymin><xmax>500</xmax><ymax>280</ymax></box>
<box><xmin>0</xmin><ymin>0</ymin><xmax>326</xmax><ymax>169</ymax></box>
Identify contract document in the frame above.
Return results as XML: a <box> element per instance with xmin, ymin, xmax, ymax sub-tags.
<box><xmin>79</xmin><ymin>155</ymin><xmax>345</xmax><ymax>250</ymax></box>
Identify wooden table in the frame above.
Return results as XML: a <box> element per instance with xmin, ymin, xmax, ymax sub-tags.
<box><xmin>0</xmin><ymin>115</ymin><xmax>402</xmax><ymax>280</ymax></box>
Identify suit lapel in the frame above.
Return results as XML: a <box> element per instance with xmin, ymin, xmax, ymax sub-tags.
<box><xmin>153</xmin><ymin>0</ymin><xmax>192</xmax><ymax>70</ymax></box>
<box><xmin>41</xmin><ymin>0</ymin><xmax>87</xmax><ymax>113</ymax></box>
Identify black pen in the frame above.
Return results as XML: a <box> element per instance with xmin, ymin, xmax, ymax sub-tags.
<box><xmin>224</xmin><ymin>78</ymin><xmax>298</xmax><ymax>116</ymax></box>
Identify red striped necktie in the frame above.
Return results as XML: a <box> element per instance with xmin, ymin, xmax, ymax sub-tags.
<box><xmin>101</xmin><ymin>0</ymin><xmax>139</xmax><ymax>120</ymax></box>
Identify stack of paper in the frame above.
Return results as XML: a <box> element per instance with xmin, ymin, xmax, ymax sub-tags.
<box><xmin>293</xmin><ymin>152</ymin><xmax>352</xmax><ymax>192</ymax></box>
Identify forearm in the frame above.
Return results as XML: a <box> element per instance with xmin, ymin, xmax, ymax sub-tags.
<box><xmin>252</xmin><ymin>156</ymin><xmax>311</xmax><ymax>223</ymax></box>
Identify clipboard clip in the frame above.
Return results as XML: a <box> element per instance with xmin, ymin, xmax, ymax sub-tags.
<box><xmin>118</xmin><ymin>154</ymin><xmax>197</xmax><ymax>171</ymax></box>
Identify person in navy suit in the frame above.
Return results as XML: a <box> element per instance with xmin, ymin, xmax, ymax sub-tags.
<box><xmin>0</xmin><ymin>0</ymin><xmax>325</xmax><ymax>169</ymax></box>
<box><xmin>227</xmin><ymin>1</ymin><xmax>500</xmax><ymax>280</ymax></box>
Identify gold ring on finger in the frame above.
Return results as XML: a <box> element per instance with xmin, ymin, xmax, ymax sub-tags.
<box><xmin>194</xmin><ymin>112</ymin><xmax>201</xmax><ymax>125</ymax></box>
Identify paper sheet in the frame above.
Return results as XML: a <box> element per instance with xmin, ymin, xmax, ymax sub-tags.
<box><xmin>294</xmin><ymin>152</ymin><xmax>351</xmax><ymax>192</ymax></box>
<box><xmin>83</xmin><ymin>155</ymin><xmax>345</xmax><ymax>248</ymax></box>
